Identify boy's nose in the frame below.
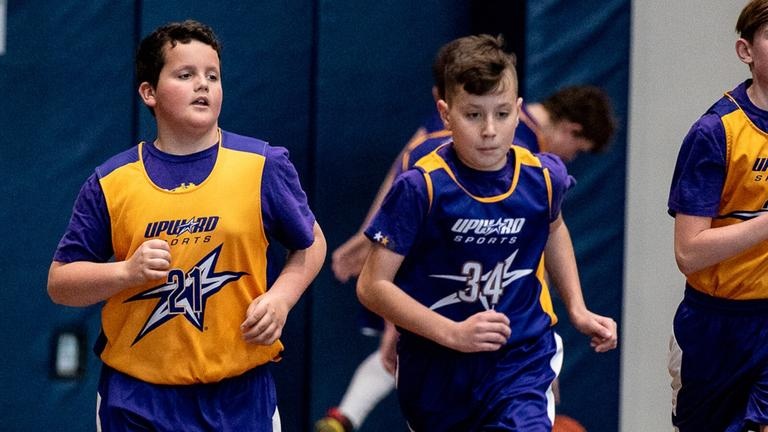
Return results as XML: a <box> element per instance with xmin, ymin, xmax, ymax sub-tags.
<box><xmin>483</xmin><ymin>119</ymin><xmax>497</xmax><ymax>136</ymax></box>
<box><xmin>195</xmin><ymin>76</ymin><xmax>209</xmax><ymax>92</ymax></box>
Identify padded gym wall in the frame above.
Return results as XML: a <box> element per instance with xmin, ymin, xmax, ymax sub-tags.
<box><xmin>0</xmin><ymin>1</ymin><xmax>627</xmax><ymax>431</ymax></box>
<box><xmin>0</xmin><ymin>3</ymin><xmax>137</xmax><ymax>431</ymax></box>
<box><xmin>526</xmin><ymin>1</ymin><xmax>629</xmax><ymax>431</ymax></box>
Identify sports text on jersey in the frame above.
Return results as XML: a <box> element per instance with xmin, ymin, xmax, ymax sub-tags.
<box><xmin>753</xmin><ymin>157</ymin><xmax>768</xmax><ymax>172</ymax></box>
<box><xmin>144</xmin><ymin>216</ymin><xmax>220</xmax><ymax>238</ymax></box>
<box><xmin>751</xmin><ymin>157</ymin><xmax>768</xmax><ymax>182</ymax></box>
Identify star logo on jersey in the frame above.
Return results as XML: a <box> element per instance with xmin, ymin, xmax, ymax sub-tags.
<box><xmin>428</xmin><ymin>250</ymin><xmax>532</xmax><ymax>311</ymax></box>
<box><xmin>125</xmin><ymin>244</ymin><xmax>247</xmax><ymax>345</ymax></box>
<box><xmin>372</xmin><ymin>231</ymin><xmax>390</xmax><ymax>246</ymax></box>
<box><xmin>175</xmin><ymin>217</ymin><xmax>201</xmax><ymax>236</ymax></box>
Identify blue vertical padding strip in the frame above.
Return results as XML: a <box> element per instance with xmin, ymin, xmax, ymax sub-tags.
<box><xmin>525</xmin><ymin>1</ymin><xmax>630</xmax><ymax>431</ymax></box>
<box><xmin>309</xmin><ymin>1</ymin><xmax>472</xmax><ymax>430</ymax></box>
<box><xmin>0</xmin><ymin>2</ymin><xmax>137</xmax><ymax>431</ymax></box>
<box><xmin>305</xmin><ymin>0</ymin><xmax>469</xmax><ymax>432</ymax></box>
<box><xmin>131</xmin><ymin>0</ymin><xmax>143</xmax><ymax>146</ymax></box>
<box><xmin>303</xmin><ymin>0</ymin><xmax>322</xmax><ymax>428</ymax></box>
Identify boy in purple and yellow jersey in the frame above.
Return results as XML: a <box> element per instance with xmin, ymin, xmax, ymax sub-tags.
<box><xmin>47</xmin><ymin>20</ymin><xmax>326</xmax><ymax>431</ymax></box>
<box><xmin>356</xmin><ymin>34</ymin><xmax>616</xmax><ymax>431</ymax></box>
<box><xmin>667</xmin><ymin>1</ymin><xmax>768</xmax><ymax>431</ymax></box>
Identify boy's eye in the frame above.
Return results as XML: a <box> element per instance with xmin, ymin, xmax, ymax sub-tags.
<box><xmin>497</xmin><ymin>112</ymin><xmax>510</xmax><ymax>119</ymax></box>
<box><xmin>207</xmin><ymin>73</ymin><xmax>219</xmax><ymax>81</ymax></box>
<box><xmin>466</xmin><ymin>112</ymin><xmax>481</xmax><ymax>119</ymax></box>
<box><xmin>178</xmin><ymin>73</ymin><xmax>192</xmax><ymax>79</ymax></box>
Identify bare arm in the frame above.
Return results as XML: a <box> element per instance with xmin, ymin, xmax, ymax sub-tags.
<box><xmin>674</xmin><ymin>213</ymin><xmax>768</xmax><ymax>275</ymax></box>
<box><xmin>357</xmin><ymin>244</ymin><xmax>510</xmax><ymax>353</ymax></box>
<box><xmin>545</xmin><ymin>215</ymin><xmax>616</xmax><ymax>353</ymax></box>
<box><xmin>241</xmin><ymin>222</ymin><xmax>326</xmax><ymax>344</ymax></box>
<box><xmin>47</xmin><ymin>239</ymin><xmax>172</xmax><ymax>307</ymax></box>
<box><xmin>378</xmin><ymin>320</ymin><xmax>399</xmax><ymax>375</ymax></box>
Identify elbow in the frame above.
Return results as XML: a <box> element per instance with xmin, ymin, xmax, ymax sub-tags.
<box><xmin>47</xmin><ymin>268</ymin><xmax>66</xmax><ymax>305</ymax></box>
<box><xmin>355</xmin><ymin>277</ymin><xmax>369</xmax><ymax>308</ymax></box>
<box><xmin>47</xmin><ymin>279</ymin><xmax>71</xmax><ymax>306</ymax></box>
<box><xmin>674</xmin><ymin>250</ymin><xmax>702</xmax><ymax>277</ymax></box>
<box><xmin>356</xmin><ymin>272</ymin><xmax>374</xmax><ymax>311</ymax></box>
<box><xmin>313</xmin><ymin>223</ymin><xmax>328</xmax><ymax>267</ymax></box>
<box><xmin>47</xmin><ymin>267</ymin><xmax>84</xmax><ymax>307</ymax></box>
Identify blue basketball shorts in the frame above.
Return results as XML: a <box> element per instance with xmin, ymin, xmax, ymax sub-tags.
<box><xmin>669</xmin><ymin>287</ymin><xmax>768</xmax><ymax>432</ymax></box>
<box><xmin>396</xmin><ymin>329</ymin><xmax>560</xmax><ymax>431</ymax></box>
<box><xmin>357</xmin><ymin>305</ymin><xmax>385</xmax><ymax>337</ymax></box>
<box><xmin>96</xmin><ymin>364</ymin><xmax>280</xmax><ymax>431</ymax></box>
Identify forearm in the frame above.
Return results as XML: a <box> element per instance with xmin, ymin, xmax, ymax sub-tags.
<box><xmin>358</xmin><ymin>264</ymin><xmax>455</xmax><ymax>347</ymax></box>
<box><xmin>675</xmin><ymin>213</ymin><xmax>768</xmax><ymax>274</ymax></box>
<box><xmin>47</xmin><ymin>260</ymin><xmax>134</xmax><ymax>307</ymax></box>
<box><xmin>544</xmin><ymin>219</ymin><xmax>587</xmax><ymax>318</ymax></box>
<box><xmin>269</xmin><ymin>222</ymin><xmax>326</xmax><ymax>308</ymax></box>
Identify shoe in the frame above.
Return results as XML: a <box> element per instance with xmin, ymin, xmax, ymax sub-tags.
<box><xmin>314</xmin><ymin>407</ymin><xmax>353</xmax><ymax>432</ymax></box>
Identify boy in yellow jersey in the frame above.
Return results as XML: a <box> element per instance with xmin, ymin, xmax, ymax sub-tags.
<box><xmin>47</xmin><ymin>20</ymin><xmax>326</xmax><ymax>431</ymax></box>
<box><xmin>667</xmin><ymin>1</ymin><xmax>768</xmax><ymax>430</ymax></box>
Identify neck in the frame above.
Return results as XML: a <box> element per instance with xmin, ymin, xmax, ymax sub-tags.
<box><xmin>747</xmin><ymin>79</ymin><xmax>768</xmax><ymax>111</ymax></box>
<box><xmin>154</xmin><ymin>126</ymin><xmax>219</xmax><ymax>155</ymax></box>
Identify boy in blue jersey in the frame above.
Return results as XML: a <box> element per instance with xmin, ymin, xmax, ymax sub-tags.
<box><xmin>668</xmin><ymin>1</ymin><xmax>768</xmax><ymax>430</ymax></box>
<box><xmin>47</xmin><ymin>20</ymin><xmax>326</xmax><ymax>431</ymax></box>
<box><xmin>356</xmin><ymin>34</ymin><xmax>616</xmax><ymax>431</ymax></box>
<box><xmin>319</xmin><ymin>38</ymin><xmax>616</xmax><ymax>432</ymax></box>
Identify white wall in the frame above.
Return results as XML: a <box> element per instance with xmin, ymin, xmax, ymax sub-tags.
<box><xmin>622</xmin><ymin>1</ymin><xmax>747</xmax><ymax>431</ymax></box>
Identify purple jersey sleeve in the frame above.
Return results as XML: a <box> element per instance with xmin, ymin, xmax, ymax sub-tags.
<box><xmin>537</xmin><ymin>152</ymin><xmax>575</xmax><ymax>222</ymax></box>
<box><xmin>261</xmin><ymin>146</ymin><xmax>316</xmax><ymax>250</ymax></box>
<box><xmin>667</xmin><ymin>113</ymin><xmax>727</xmax><ymax>217</ymax></box>
<box><xmin>364</xmin><ymin>170</ymin><xmax>430</xmax><ymax>256</ymax></box>
<box><xmin>53</xmin><ymin>174</ymin><xmax>113</xmax><ymax>263</ymax></box>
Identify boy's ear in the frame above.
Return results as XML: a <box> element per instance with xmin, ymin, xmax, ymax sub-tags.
<box><xmin>138</xmin><ymin>82</ymin><xmax>157</xmax><ymax>107</ymax></box>
<box><xmin>736</xmin><ymin>38</ymin><xmax>753</xmax><ymax>66</ymax></box>
<box><xmin>564</xmin><ymin>120</ymin><xmax>583</xmax><ymax>137</ymax></box>
<box><xmin>437</xmin><ymin>99</ymin><xmax>451</xmax><ymax>130</ymax></box>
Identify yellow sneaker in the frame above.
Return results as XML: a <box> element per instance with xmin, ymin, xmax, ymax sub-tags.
<box><xmin>314</xmin><ymin>407</ymin><xmax>353</xmax><ymax>432</ymax></box>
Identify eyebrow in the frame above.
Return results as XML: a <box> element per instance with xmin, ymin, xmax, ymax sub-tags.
<box><xmin>461</xmin><ymin>102</ymin><xmax>514</xmax><ymax>109</ymax></box>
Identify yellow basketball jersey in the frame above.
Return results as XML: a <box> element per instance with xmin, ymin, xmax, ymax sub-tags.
<box><xmin>687</xmin><ymin>95</ymin><xmax>768</xmax><ymax>300</ymax></box>
<box><xmin>97</xmin><ymin>134</ymin><xmax>282</xmax><ymax>384</ymax></box>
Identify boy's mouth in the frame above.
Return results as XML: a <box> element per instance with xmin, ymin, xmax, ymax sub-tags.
<box><xmin>192</xmin><ymin>97</ymin><xmax>209</xmax><ymax>106</ymax></box>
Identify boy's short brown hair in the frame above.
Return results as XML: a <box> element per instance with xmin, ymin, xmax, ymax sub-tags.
<box><xmin>737</xmin><ymin>0</ymin><xmax>768</xmax><ymax>42</ymax></box>
<box><xmin>442</xmin><ymin>35</ymin><xmax>517</xmax><ymax>103</ymax></box>
<box><xmin>542</xmin><ymin>86</ymin><xmax>617</xmax><ymax>153</ymax></box>
<box><xmin>136</xmin><ymin>19</ymin><xmax>221</xmax><ymax>89</ymax></box>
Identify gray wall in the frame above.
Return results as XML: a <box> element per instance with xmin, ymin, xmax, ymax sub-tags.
<box><xmin>623</xmin><ymin>1</ymin><xmax>747</xmax><ymax>430</ymax></box>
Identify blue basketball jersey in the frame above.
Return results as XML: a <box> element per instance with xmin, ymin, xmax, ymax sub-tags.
<box><xmin>366</xmin><ymin>143</ymin><xmax>570</xmax><ymax>430</ymax></box>
<box><xmin>367</xmin><ymin>144</ymin><xmax>569</xmax><ymax>347</ymax></box>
